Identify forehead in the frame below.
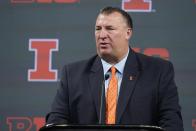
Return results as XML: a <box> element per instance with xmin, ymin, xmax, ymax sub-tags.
<box><xmin>96</xmin><ymin>12</ymin><xmax>126</xmax><ymax>26</ymax></box>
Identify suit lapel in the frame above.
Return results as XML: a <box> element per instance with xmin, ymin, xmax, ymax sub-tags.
<box><xmin>88</xmin><ymin>56</ymin><xmax>104</xmax><ymax>122</ymax></box>
<box><xmin>116</xmin><ymin>49</ymin><xmax>141</xmax><ymax>123</ymax></box>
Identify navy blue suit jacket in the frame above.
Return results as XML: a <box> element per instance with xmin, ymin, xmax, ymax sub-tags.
<box><xmin>46</xmin><ymin>49</ymin><xmax>183</xmax><ymax>131</ymax></box>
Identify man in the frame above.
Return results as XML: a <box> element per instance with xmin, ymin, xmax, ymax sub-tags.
<box><xmin>46</xmin><ymin>6</ymin><xmax>183</xmax><ymax>131</ymax></box>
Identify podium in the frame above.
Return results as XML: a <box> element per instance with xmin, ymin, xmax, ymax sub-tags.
<box><xmin>39</xmin><ymin>124</ymin><xmax>165</xmax><ymax>131</ymax></box>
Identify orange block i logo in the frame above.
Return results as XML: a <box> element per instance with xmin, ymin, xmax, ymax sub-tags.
<box><xmin>28</xmin><ymin>39</ymin><xmax>59</xmax><ymax>82</ymax></box>
<box><xmin>122</xmin><ymin>0</ymin><xmax>153</xmax><ymax>12</ymax></box>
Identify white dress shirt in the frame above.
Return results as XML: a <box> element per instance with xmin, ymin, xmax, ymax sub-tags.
<box><xmin>101</xmin><ymin>49</ymin><xmax>129</xmax><ymax>98</ymax></box>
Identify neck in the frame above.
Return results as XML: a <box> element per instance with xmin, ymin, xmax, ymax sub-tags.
<box><xmin>101</xmin><ymin>48</ymin><xmax>129</xmax><ymax>65</ymax></box>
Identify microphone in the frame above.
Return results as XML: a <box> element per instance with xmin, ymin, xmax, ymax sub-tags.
<box><xmin>105</xmin><ymin>73</ymin><xmax>110</xmax><ymax>81</ymax></box>
<box><xmin>99</xmin><ymin>73</ymin><xmax>110</xmax><ymax>124</ymax></box>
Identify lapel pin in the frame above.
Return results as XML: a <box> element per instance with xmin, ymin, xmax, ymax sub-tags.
<box><xmin>129</xmin><ymin>76</ymin><xmax>133</xmax><ymax>80</ymax></box>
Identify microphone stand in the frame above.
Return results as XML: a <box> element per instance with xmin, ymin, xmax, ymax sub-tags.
<box><xmin>99</xmin><ymin>74</ymin><xmax>109</xmax><ymax>124</ymax></box>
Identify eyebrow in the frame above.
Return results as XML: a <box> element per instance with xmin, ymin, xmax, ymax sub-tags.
<box><xmin>95</xmin><ymin>25</ymin><xmax>115</xmax><ymax>28</ymax></box>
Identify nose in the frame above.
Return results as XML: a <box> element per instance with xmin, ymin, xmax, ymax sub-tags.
<box><xmin>99</xmin><ymin>29</ymin><xmax>107</xmax><ymax>40</ymax></box>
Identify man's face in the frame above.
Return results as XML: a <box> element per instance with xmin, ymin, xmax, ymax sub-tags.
<box><xmin>95</xmin><ymin>12</ymin><xmax>132</xmax><ymax>64</ymax></box>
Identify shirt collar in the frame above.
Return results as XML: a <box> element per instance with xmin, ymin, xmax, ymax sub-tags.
<box><xmin>101</xmin><ymin>49</ymin><xmax>129</xmax><ymax>75</ymax></box>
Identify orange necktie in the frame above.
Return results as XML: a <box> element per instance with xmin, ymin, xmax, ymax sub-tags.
<box><xmin>106</xmin><ymin>66</ymin><xmax>118</xmax><ymax>124</ymax></box>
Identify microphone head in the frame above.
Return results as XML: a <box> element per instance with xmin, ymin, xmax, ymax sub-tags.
<box><xmin>104</xmin><ymin>73</ymin><xmax>110</xmax><ymax>80</ymax></box>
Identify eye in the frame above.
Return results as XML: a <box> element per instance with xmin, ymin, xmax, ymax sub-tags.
<box><xmin>106</xmin><ymin>26</ymin><xmax>115</xmax><ymax>30</ymax></box>
<box><xmin>95</xmin><ymin>26</ymin><xmax>101</xmax><ymax>31</ymax></box>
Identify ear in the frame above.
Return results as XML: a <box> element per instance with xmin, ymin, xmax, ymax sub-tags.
<box><xmin>126</xmin><ymin>28</ymin><xmax>132</xmax><ymax>40</ymax></box>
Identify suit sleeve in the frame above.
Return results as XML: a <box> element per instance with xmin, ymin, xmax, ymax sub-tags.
<box><xmin>158</xmin><ymin>61</ymin><xmax>184</xmax><ymax>131</ymax></box>
<box><xmin>46</xmin><ymin>65</ymin><xmax>70</xmax><ymax>124</ymax></box>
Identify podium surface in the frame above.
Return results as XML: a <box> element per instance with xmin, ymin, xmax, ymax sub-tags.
<box><xmin>40</xmin><ymin>124</ymin><xmax>165</xmax><ymax>131</ymax></box>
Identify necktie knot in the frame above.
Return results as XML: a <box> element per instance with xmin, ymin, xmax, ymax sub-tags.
<box><xmin>111</xmin><ymin>66</ymin><xmax>116</xmax><ymax>76</ymax></box>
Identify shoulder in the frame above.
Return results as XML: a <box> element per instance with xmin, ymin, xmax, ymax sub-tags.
<box><xmin>135</xmin><ymin>52</ymin><xmax>174</xmax><ymax>72</ymax></box>
<box><xmin>60</xmin><ymin>55</ymin><xmax>101</xmax><ymax>83</ymax></box>
<box><xmin>62</xmin><ymin>55</ymin><xmax>100</xmax><ymax>73</ymax></box>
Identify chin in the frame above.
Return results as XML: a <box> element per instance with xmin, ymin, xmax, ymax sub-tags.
<box><xmin>99</xmin><ymin>48</ymin><xmax>111</xmax><ymax>54</ymax></box>
<box><xmin>99</xmin><ymin>53</ymin><xmax>112</xmax><ymax>60</ymax></box>
<box><xmin>99</xmin><ymin>51</ymin><xmax>111</xmax><ymax>57</ymax></box>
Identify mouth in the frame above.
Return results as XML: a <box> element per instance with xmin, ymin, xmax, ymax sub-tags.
<box><xmin>99</xmin><ymin>42</ymin><xmax>110</xmax><ymax>48</ymax></box>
